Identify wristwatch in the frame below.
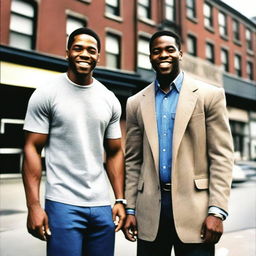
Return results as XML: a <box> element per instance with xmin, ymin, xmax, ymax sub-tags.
<box><xmin>115</xmin><ymin>199</ymin><xmax>127</xmax><ymax>205</ymax></box>
<box><xmin>208</xmin><ymin>213</ymin><xmax>224</xmax><ymax>221</ymax></box>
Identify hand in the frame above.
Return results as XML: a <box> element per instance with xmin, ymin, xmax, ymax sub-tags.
<box><xmin>201</xmin><ymin>215</ymin><xmax>223</xmax><ymax>244</ymax></box>
<box><xmin>122</xmin><ymin>215</ymin><xmax>138</xmax><ymax>242</ymax></box>
<box><xmin>27</xmin><ymin>203</ymin><xmax>51</xmax><ymax>241</ymax></box>
<box><xmin>112</xmin><ymin>203</ymin><xmax>126</xmax><ymax>232</ymax></box>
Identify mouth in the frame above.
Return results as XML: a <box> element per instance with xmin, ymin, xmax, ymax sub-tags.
<box><xmin>158</xmin><ymin>61</ymin><xmax>172</xmax><ymax>68</ymax></box>
<box><xmin>77</xmin><ymin>61</ymin><xmax>90</xmax><ymax>68</ymax></box>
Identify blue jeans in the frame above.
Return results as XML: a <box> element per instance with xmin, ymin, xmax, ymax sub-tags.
<box><xmin>45</xmin><ymin>200</ymin><xmax>115</xmax><ymax>256</ymax></box>
<box><xmin>137</xmin><ymin>191</ymin><xmax>214</xmax><ymax>256</ymax></box>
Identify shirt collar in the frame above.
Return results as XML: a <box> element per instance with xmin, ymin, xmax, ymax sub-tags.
<box><xmin>155</xmin><ymin>71</ymin><xmax>184</xmax><ymax>93</ymax></box>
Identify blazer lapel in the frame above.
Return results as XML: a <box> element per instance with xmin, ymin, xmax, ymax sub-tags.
<box><xmin>172</xmin><ymin>75</ymin><xmax>199</xmax><ymax>163</ymax></box>
<box><xmin>140</xmin><ymin>83</ymin><xmax>159</xmax><ymax>174</ymax></box>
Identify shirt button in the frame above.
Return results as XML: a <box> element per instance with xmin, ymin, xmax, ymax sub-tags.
<box><xmin>163</xmin><ymin>133</ymin><xmax>167</xmax><ymax>136</ymax></box>
<box><xmin>163</xmin><ymin>115</ymin><xmax>167</xmax><ymax>118</ymax></box>
<box><xmin>163</xmin><ymin>166</ymin><xmax>166</xmax><ymax>169</ymax></box>
<box><xmin>163</xmin><ymin>149</ymin><xmax>166</xmax><ymax>152</ymax></box>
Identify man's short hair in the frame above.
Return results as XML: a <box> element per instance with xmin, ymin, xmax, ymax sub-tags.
<box><xmin>67</xmin><ymin>27</ymin><xmax>101</xmax><ymax>52</ymax></box>
<box><xmin>149</xmin><ymin>30</ymin><xmax>181</xmax><ymax>51</ymax></box>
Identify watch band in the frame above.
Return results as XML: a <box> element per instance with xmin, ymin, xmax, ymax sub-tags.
<box><xmin>115</xmin><ymin>199</ymin><xmax>127</xmax><ymax>205</ymax></box>
<box><xmin>208</xmin><ymin>213</ymin><xmax>224</xmax><ymax>221</ymax></box>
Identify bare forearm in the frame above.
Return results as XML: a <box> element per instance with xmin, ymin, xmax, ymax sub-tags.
<box><xmin>22</xmin><ymin>145</ymin><xmax>43</xmax><ymax>208</ymax></box>
<box><xmin>106</xmin><ymin>149</ymin><xmax>125</xmax><ymax>199</ymax></box>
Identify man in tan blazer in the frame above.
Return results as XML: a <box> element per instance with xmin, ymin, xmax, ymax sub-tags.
<box><xmin>123</xmin><ymin>31</ymin><xmax>234</xmax><ymax>255</ymax></box>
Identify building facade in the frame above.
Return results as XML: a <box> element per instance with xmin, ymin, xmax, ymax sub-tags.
<box><xmin>1</xmin><ymin>0</ymin><xmax>256</xmax><ymax>175</ymax></box>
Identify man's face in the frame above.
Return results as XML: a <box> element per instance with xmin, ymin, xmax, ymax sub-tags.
<box><xmin>66</xmin><ymin>34</ymin><xmax>100</xmax><ymax>76</ymax></box>
<box><xmin>150</xmin><ymin>35</ymin><xmax>182</xmax><ymax>76</ymax></box>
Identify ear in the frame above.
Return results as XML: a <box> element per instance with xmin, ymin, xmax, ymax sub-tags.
<box><xmin>97</xmin><ymin>53</ymin><xmax>101</xmax><ymax>63</ymax></box>
<box><xmin>66</xmin><ymin>50</ymin><xmax>69</xmax><ymax>59</ymax></box>
<box><xmin>179</xmin><ymin>50</ymin><xmax>183</xmax><ymax>61</ymax></box>
<box><xmin>149</xmin><ymin>53</ymin><xmax>152</xmax><ymax>62</ymax></box>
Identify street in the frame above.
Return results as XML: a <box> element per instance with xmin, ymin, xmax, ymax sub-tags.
<box><xmin>0</xmin><ymin>175</ymin><xmax>255</xmax><ymax>256</ymax></box>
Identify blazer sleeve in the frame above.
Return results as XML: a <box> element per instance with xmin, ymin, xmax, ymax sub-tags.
<box><xmin>206</xmin><ymin>88</ymin><xmax>234</xmax><ymax>213</ymax></box>
<box><xmin>125</xmin><ymin>97</ymin><xmax>143</xmax><ymax>209</ymax></box>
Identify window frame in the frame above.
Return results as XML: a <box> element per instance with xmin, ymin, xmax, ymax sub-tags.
<box><xmin>9</xmin><ymin>0</ymin><xmax>37</xmax><ymax>50</ymax></box>
<box><xmin>137</xmin><ymin>36</ymin><xmax>151</xmax><ymax>70</ymax></box>
<box><xmin>66</xmin><ymin>15</ymin><xmax>87</xmax><ymax>42</ymax></box>
<box><xmin>233</xmin><ymin>19</ymin><xmax>240</xmax><ymax>42</ymax></box>
<box><xmin>234</xmin><ymin>54</ymin><xmax>242</xmax><ymax>77</ymax></box>
<box><xmin>246</xmin><ymin>61</ymin><xmax>254</xmax><ymax>80</ymax></box>
<box><xmin>138</xmin><ymin>0</ymin><xmax>151</xmax><ymax>20</ymax></box>
<box><xmin>205</xmin><ymin>42</ymin><xmax>215</xmax><ymax>63</ymax></box>
<box><xmin>105</xmin><ymin>32</ymin><xmax>121</xmax><ymax>70</ymax></box>
<box><xmin>220</xmin><ymin>48</ymin><xmax>229</xmax><ymax>72</ymax></box>
<box><xmin>218</xmin><ymin>11</ymin><xmax>228</xmax><ymax>38</ymax></box>
<box><xmin>186</xmin><ymin>0</ymin><xmax>196</xmax><ymax>20</ymax></box>
<box><xmin>187</xmin><ymin>34</ymin><xmax>197</xmax><ymax>56</ymax></box>
<box><xmin>245</xmin><ymin>28</ymin><xmax>253</xmax><ymax>51</ymax></box>
<box><xmin>204</xmin><ymin>2</ymin><xmax>213</xmax><ymax>30</ymax></box>
<box><xmin>105</xmin><ymin>0</ymin><xmax>120</xmax><ymax>17</ymax></box>
<box><xmin>164</xmin><ymin>0</ymin><xmax>175</xmax><ymax>22</ymax></box>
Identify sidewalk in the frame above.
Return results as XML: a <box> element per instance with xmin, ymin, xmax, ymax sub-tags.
<box><xmin>0</xmin><ymin>177</ymin><xmax>255</xmax><ymax>256</ymax></box>
<box><xmin>0</xmin><ymin>210</ymin><xmax>255</xmax><ymax>256</ymax></box>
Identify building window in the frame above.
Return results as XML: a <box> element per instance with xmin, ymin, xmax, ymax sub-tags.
<box><xmin>66</xmin><ymin>16</ymin><xmax>86</xmax><ymax>41</ymax></box>
<box><xmin>234</xmin><ymin>54</ymin><xmax>242</xmax><ymax>77</ymax></box>
<box><xmin>187</xmin><ymin>34</ymin><xmax>197</xmax><ymax>56</ymax></box>
<box><xmin>138</xmin><ymin>0</ymin><xmax>151</xmax><ymax>19</ymax></box>
<box><xmin>247</xmin><ymin>61</ymin><xmax>254</xmax><ymax>80</ymax></box>
<box><xmin>186</xmin><ymin>0</ymin><xmax>196</xmax><ymax>19</ymax></box>
<box><xmin>233</xmin><ymin>19</ymin><xmax>240</xmax><ymax>41</ymax></box>
<box><xmin>165</xmin><ymin>0</ymin><xmax>175</xmax><ymax>22</ymax></box>
<box><xmin>205</xmin><ymin>42</ymin><xmax>214</xmax><ymax>63</ymax></box>
<box><xmin>105</xmin><ymin>0</ymin><xmax>120</xmax><ymax>17</ymax></box>
<box><xmin>230</xmin><ymin>120</ymin><xmax>249</xmax><ymax>160</ymax></box>
<box><xmin>221</xmin><ymin>48</ymin><xmax>229</xmax><ymax>72</ymax></box>
<box><xmin>106</xmin><ymin>33</ymin><xmax>121</xmax><ymax>69</ymax></box>
<box><xmin>218</xmin><ymin>12</ymin><xmax>228</xmax><ymax>37</ymax></box>
<box><xmin>204</xmin><ymin>2</ymin><xmax>213</xmax><ymax>28</ymax></box>
<box><xmin>245</xmin><ymin>28</ymin><xmax>253</xmax><ymax>50</ymax></box>
<box><xmin>138</xmin><ymin>37</ymin><xmax>151</xmax><ymax>70</ymax></box>
<box><xmin>9</xmin><ymin>0</ymin><xmax>37</xmax><ymax>50</ymax></box>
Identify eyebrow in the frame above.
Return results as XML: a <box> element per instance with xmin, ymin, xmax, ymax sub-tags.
<box><xmin>72</xmin><ymin>43</ymin><xmax>97</xmax><ymax>49</ymax></box>
<box><xmin>152</xmin><ymin>45</ymin><xmax>177</xmax><ymax>50</ymax></box>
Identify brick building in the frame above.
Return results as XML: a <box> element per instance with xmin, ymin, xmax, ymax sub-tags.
<box><xmin>0</xmin><ymin>0</ymin><xmax>256</xmax><ymax>174</ymax></box>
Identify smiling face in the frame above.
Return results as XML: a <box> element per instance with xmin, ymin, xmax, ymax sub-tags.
<box><xmin>66</xmin><ymin>34</ymin><xmax>100</xmax><ymax>85</ymax></box>
<box><xmin>150</xmin><ymin>35</ymin><xmax>182</xmax><ymax>78</ymax></box>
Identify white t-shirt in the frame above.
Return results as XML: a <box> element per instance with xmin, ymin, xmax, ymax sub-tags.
<box><xmin>24</xmin><ymin>73</ymin><xmax>122</xmax><ymax>206</ymax></box>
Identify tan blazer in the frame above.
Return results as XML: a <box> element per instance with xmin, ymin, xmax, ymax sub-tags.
<box><xmin>125</xmin><ymin>74</ymin><xmax>234</xmax><ymax>243</ymax></box>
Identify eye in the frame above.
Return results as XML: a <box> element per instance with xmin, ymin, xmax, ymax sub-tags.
<box><xmin>72</xmin><ymin>46</ymin><xmax>83</xmax><ymax>51</ymax></box>
<box><xmin>167</xmin><ymin>46</ymin><xmax>178</xmax><ymax>53</ymax></box>
<box><xmin>167</xmin><ymin>47</ymin><xmax>176</xmax><ymax>53</ymax></box>
<box><xmin>152</xmin><ymin>48</ymin><xmax>160</xmax><ymax>55</ymax></box>
<box><xmin>88</xmin><ymin>47</ymin><xmax>97</xmax><ymax>54</ymax></box>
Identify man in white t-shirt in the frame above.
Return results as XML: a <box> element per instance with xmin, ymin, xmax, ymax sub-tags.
<box><xmin>22</xmin><ymin>27</ymin><xmax>126</xmax><ymax>256</ymax></box>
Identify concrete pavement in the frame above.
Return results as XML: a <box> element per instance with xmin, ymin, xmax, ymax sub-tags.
<box><xmin>0</xmin><ymin>177</ymin><xmax>255</xmax><ymax>256</ymax></box>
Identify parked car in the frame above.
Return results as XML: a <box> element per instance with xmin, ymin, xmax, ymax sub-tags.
<box><xmin>236</xmin><ymin>162</ymin><xmax>256</xmax><ymax>178</ymax></box>
<box><xmin>232</xmin><ymin>164</ymin><xmax>247</xmax><ymax>183</ymax></box>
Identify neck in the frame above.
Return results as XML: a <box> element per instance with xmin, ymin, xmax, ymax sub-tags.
<box><xmin>67</xmin><ymin>70</ymin><xmax>93</xmax><ymax>86</ymax></box>
<box><xmin>157</xmin><ymin>72</ymin><xmax>179</xmax><ymax>92</ymax></box>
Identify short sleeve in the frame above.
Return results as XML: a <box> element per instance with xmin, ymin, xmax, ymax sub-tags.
<box><xmin>105</xmin><ymin>94</ymin><xmax>122</xmax><ymax>139</ymax></box>
<box><xmin>23</xmin><ymin>87</ymin><xmax>51</xmax><ymax>134</ymax></box>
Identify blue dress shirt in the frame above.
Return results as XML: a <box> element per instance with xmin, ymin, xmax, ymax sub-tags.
<box><xmin>155</xmin><ymin>72</ymin><xmax>184</xmax><ymax>184</ymax></box>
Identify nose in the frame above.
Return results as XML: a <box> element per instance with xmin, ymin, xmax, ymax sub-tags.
<box><xmin>159</xmin><ymin>50</ymin><xmax>169</xmax><ymax>59</ymax></box>
<box><xmin>80</xmin><ymin>49</ymin><xmax>90</xmax><ymax>58</ymax></box>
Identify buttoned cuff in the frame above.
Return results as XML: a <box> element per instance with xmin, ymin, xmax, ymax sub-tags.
<box><xmin>126</xmin><ymin>208</ymin><xmax>136</xmax><ymax>215</ymax></box>
<box><xmin>208</xmin><ymin>206</ymin><xmax>228</xmax><ymax>220</ymax></box>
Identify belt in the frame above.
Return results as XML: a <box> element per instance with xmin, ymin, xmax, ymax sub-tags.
<box><xmin>161</xmin><ymin>182</ymin><xmax>172</xmax><ymax>192</ymax></box>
